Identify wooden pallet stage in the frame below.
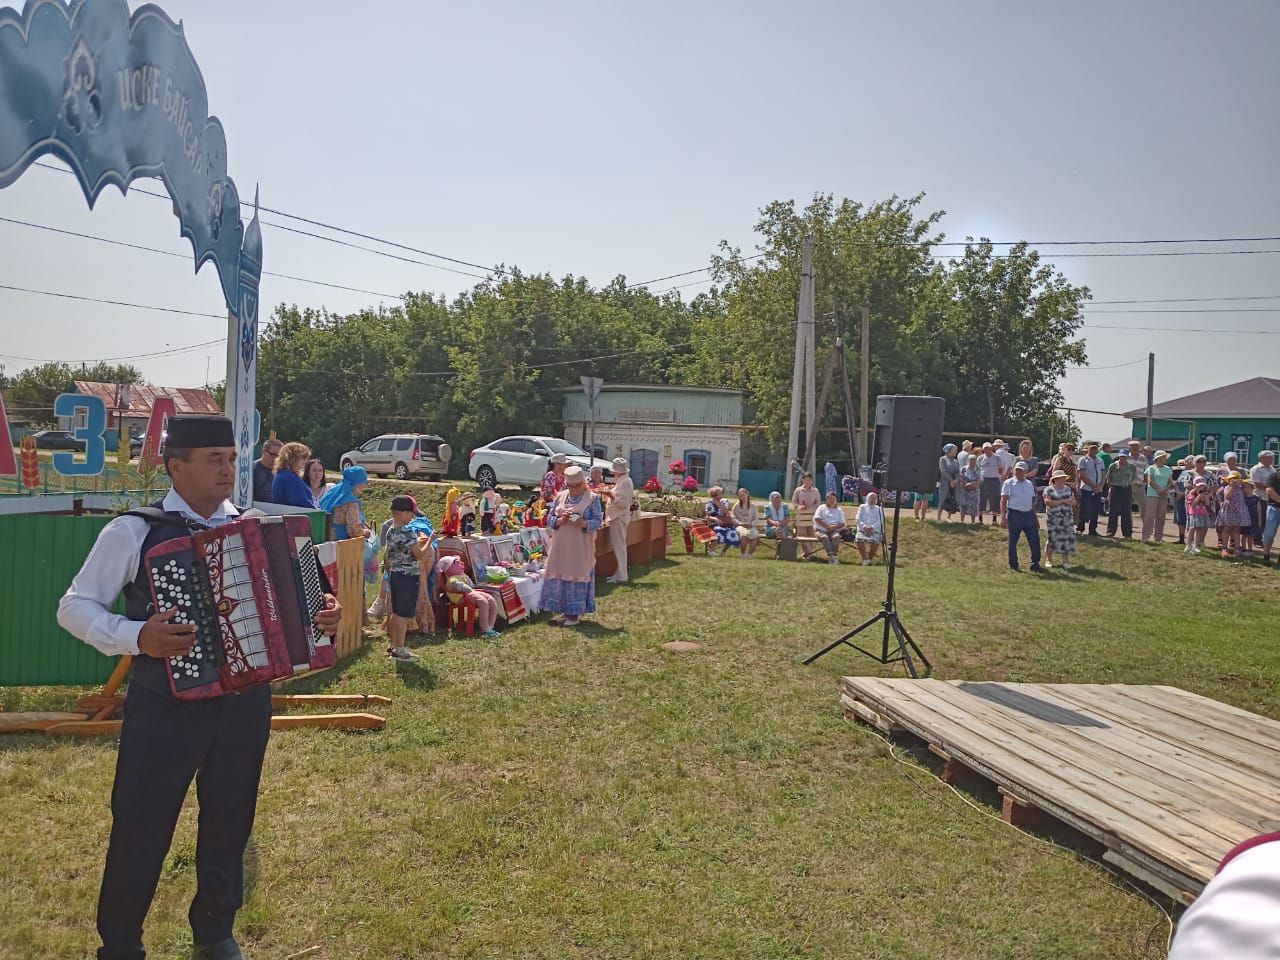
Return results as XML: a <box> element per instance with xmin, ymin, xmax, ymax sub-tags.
<box><xmin>840</xmin><ymin>678</ymin><xmax>1280</xmax><ymax>903</ymax></box>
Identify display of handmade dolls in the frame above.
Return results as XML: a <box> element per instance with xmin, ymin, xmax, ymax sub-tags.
<box><xmin>441</xmin><ymin>487</ymin><xmax>462</xmax><ymax>537</ymax></box>
<box><xmin>524</xmin><ymin>490</ymin><xmax>547</xmax><ymax>527</ymax></box>
<box><xmin>435</xmin><ymin>554</ymin><xmax>500</xmax><ymax>639</ymax></box>
<box><xmin>479</xmin><ymin>483</ymin><xmax>500</xmax><ymax>534</ymax></box>
<box><xmin>458</xmin><ymin>492</ymin><xmax>478</xmax><ymax>536</ymax></box>
<box><xmin>510</xmin><ymin>499</ymin><xmax>527</xmax><ymax>528</ymax></box>
<box><xmin>495</xmin><ymin>497</ymin><xmax>511</xmax><ymax>533</ymax></box>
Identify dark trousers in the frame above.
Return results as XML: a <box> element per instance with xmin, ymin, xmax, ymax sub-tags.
<box><xmin>1007</xmin><ymin>509</ymin><xmax>1041</xmax><ymax>570</ymax></box>
<box><xmin>1077</xmin><ymin>490</ymin><xmax>1102</xmax><ymax>534</ymax></box>
<box><xmin>1106</xmin><ymin>486</ymin><xmax>1134</xmax><ymax>537</ymax></box>
<box><xmin>97</xmin><ymin>682</ymin><xmax>272</xmax><ymax>960</ymax></box>
<box><xmin>980</xmin><ymin>477</ymin><xmax>1002</xmax><ymax>514</ymax></box>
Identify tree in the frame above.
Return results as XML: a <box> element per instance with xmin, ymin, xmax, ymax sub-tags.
<box><xmin>930</xmin><ymin>241</ymin><xmax>1088</xmax><ymax>449</ymax></box>
<box><xmin>691</xmin><ymin>193</ymin><xmax>946</xmax><ymax>452</ymax></box>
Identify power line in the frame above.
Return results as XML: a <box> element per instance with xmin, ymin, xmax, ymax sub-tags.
<box><xmin>0</xmin><ymin>215</ymin><xmax>409</xmax><ymax>299</ymax></box>
<box><xmin>1066</xmin><ymin>357</ymin><xmax>1149</xmax><ymax>371</ymax></box>
<box><xmin>936</xmin><ymin>248</ymin><xmax>1280</xmax><ymax>260</ymax></box>
<box><xmin>32</xmin><ymin>159</ymin><xmax>495</xmax><ymax>273</ymax></box>
<box><xmin>0</xmin><ymin>282</ymin><xmax>225</xmax><ymax>319</ymax></box>
<box><xmin>260</xmin><ymin>218</ymin><xmax>492</xmax><ymax>280</ymax></box>
<box><xmin>1084</xmin><ymin>306</ymin><xmax>1280</xmax><ymax>314</ymax></box>
<box><xmin>626</xmin><ymin>255</ymin><xmax>767</xmax><ymax>288</ymax></box>
<box><xmin>0</xmin><ymin>338</ymin><xmax>225</xmax><ymax>365</ymax></box>
<box><xmin>1083</xmin><ymin>323</ymin><xmax>1279</xmax><ymax>334</ymax></box>
<box><xmin>1089</xmin><ymin>294</ymin><xmax>1280</xmax><ymax>305</ymax></box>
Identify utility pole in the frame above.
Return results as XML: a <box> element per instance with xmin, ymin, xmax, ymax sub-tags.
<box><xmin>860</xmin><ymin>306</ymin><xmax>870</xmax><ymax>468</ymax></box>
<box><xmin>1145</xmin><ymin>352</ymin><xmax>1155</xmax><ymax>447</ymax></box>
<box><xmin>786</xmin><ymin>235</ymin><xmax>815</xmax><ymax>483</ymax></box>
<box><xmin>803</xmin><ymin>243</ymin><xmax>816</xmax><ymax>475</ymax></box>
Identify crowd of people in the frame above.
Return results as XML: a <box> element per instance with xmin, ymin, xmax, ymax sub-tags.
<box><xmin>933</xmin><ymin>438</ymin><xmax>1280</xmax><ymax>572</ymax></box>
<box><xmin>697</xmin><ymin>471</ymin><xmax>884</xmax><ymax>565</ymax></box>
<box><xmin>249</xmin><ymin>437</ymin><xmax>643</xmax><ymax>656</ymax></box>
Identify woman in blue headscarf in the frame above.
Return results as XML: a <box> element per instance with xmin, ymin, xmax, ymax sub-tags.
<box><xmin>319</xmin><ymin>465</ymin><xmax>370</xmax><ymax>540</ymax></box>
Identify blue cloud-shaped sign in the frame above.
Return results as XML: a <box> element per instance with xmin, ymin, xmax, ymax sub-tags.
<box><xmin>0</xmin><ymin>0</ymin><xmax>246</xmax><ymax>312</ymax></box>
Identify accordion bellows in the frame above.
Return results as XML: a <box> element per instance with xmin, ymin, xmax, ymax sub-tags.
<box><xmin>145</xmin><ymin>515</ymin><xmax>336</xmax><ymax>700</ymax></box>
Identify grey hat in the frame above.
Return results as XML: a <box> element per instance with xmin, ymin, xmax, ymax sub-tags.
<box><xmin>612</xmin><ymin>457</ymin><xmax>629</xmax><ymax>471</ymax></box>
<box><xmin>548</xmin><ymin>453</ymin><xmax>569</xmax><ymax>465</ymax></box>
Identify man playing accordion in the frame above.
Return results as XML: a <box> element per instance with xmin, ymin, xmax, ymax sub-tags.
<box><xmin>58</xmin><ymin>415</ymin><xmax>342</xmax><ymax>960</ymax></box>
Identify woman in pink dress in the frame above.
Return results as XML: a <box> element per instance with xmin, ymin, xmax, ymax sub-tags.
<box><xmin>542</xmin><ymin>465</ymin><xmax>603</xmax><ymax>626</ymax></box>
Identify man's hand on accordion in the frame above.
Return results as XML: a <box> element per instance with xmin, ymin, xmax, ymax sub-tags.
<box><xmin>315</xmin><ymin>594</ymin><xmax>342</xmax><ymax>637</ymax></box>
<box><xmin>138</xmin><ymin>609</ymin><xmax>197</xmax><ymax>658</ymax></box>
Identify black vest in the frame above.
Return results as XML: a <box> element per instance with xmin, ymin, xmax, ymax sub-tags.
<box><xmin>121</xmin><ymin>502</ymin><xmax>210</xmax><ymax>697</ymax></box>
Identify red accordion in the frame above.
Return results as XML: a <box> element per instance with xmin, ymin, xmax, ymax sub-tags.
<box><xmin>144</xmin><ymin>515</ymin><xmax>336</xmax><ymax>700</ymax></box>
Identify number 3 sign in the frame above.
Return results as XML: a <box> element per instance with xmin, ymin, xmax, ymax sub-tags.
<box><xmin>1</xmin><ymin>391</ymin><xmax>258</xmax><ymax>479</ymax></box>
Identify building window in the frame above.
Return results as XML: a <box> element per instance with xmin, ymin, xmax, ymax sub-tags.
<box><xmin>684</xmin><ymin>449</ymin><xmax>710</xmax><ymax>486</ymax></box>
<box><xmin>1265</xmin><ymin>436</ymin><xmax>1280</xmax><ymax>455</ymax></box>
<box><xmin>1232</xmin><ymin>435</ymin><xmax>1251</xmax><ymax>462</ymax></box>
<box><xmin>589</xmin><ymin>444</ymin><xmax>607</xmax><ymax>461</ymax></box>
<box><xmin>1202</xmin><ymin>434</ymin><xmax>1218</xmax><ymax>462</ymax></box>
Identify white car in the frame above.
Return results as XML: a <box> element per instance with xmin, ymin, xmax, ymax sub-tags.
<box><xmin>468</xmin><ymin>436</ymin><xmax>614</xmax><ymax>487</ymax></box>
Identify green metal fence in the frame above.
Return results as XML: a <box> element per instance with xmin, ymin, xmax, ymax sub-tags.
<box><xmin>0</xmin><ymin>513</ymin><xmax>119</xmax><ymax>686</ymax></box>
<box><xmin>0</xmin><ymin>505</ymin><xmax>328</xmax><ymax>687</ymax></box>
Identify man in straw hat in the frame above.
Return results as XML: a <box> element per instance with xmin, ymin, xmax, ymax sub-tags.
<box><xmin>58</xmin><ymin>415</ymin><xmax>342</xmax><ymax>960</ymax></box>
<box><xmin>604</xmin><ymin>458</ymin><xmax>635</xmax><ymax>584</ymax></box>
<box><xmin>542</xmin><ymin>464</ymin><xmax>604</xmax><ymax>626</ymax></box>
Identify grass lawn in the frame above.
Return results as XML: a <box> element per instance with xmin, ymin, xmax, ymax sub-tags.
<box><xmin>1</xmin><ymin>506</ymin><xmax>1276</xmax><ymax>959</ymax></box>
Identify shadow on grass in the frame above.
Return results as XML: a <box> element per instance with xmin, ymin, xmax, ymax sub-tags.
<box><xmin>932</xmin><ymin>522</ymin><xmax>986</xmax><ymax>536</ymax></box>
<box><xmin>0</xmin><ymin>640</ymin><xmax>394</xmax><ymax>753</ymax></box>
<box><xmin>1057</xmin><ymin>567</ymin><xmax>1126</xmax><ymax>581</ymax></box>
<box><xmin>391</xmin><ymin>657</ymin><xmax>439</xmax><ymax>690</ymax></box>
<box><xmin>568</xmin><ymin>621</ymin><xmax>626</xmax><ymax>639</ymax></box>
<box><xmin>894</xmin><ymin>738</ymin><xmax>1176</xmax><ymax>922</ymax></box>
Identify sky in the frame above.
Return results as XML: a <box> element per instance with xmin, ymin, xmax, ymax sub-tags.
<box><xmin>2</xmin><ymin>0</ymin><xmax>1279</xmax><ymax>443</ymax></box>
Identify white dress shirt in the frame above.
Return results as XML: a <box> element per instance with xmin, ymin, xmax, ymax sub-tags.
<box><xmin>1001</xmin><ymin>477</ymin><xmax>1036</xmax><ymax>512</ymax></box>
<box><xmin>57</xmin><ymin>489</ymin><xmax>239</xmax><ymax>657</ymax></box>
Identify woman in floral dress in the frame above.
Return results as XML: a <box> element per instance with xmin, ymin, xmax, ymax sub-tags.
<box><xmin>1217</xmin><ymin>472</ymin><xmax>1250</xmax><ymax>557</ymax></box>
<box><xmin>1043</xmin><ymin>470</ymin><xmax>1078</xmax><ymax>569</ymax></box>
<box><xmin>704</xmin><ymin>485</ymin><xmax>741</xmax><ymax>556</ymax></box>
<box><xmin>1050</xmin><ymin>442</ymin><xmax>1079</xmax><ymax>527</ymax></box>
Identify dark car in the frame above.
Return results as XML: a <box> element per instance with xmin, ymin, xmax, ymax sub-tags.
<box><xmin>32</xmin><ymin>430</ymin><xmax>85</xmax><ymax>452</ymax></box>
<box><xmin>128</xmin><ymin>435</ymin><xmax>146</xmax><ymax>457</ymax></box>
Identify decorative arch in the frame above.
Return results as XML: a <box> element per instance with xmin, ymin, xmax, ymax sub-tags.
<box><xmin>0</xmin><ymin>0</ymin><xmax>263</xmax><ymax>505</ymax></box>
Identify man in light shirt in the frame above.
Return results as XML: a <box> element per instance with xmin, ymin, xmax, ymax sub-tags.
<box><xmin>976</xmin><ymin>443</ymin><xmax>1003</xmax><ymax>523</ymax></box>
<box><xmin>57</xmin><ymin>415</ymin><xmax>341</xmax><ymax>960</ymax></box>
<box><xmin>993</xmin><ymin>439</ymin><xmax>1014</xmax><ymax>479</ymax></box>
<box><xmin>1000</xmin><ymin>460</ymin><xmax>1043</xmax><ymax>573</ymax></box>
<box><xmin>1075</xmin><ymin>441</ymin><xmax>1105</xmax><ymax>537</ymax></box>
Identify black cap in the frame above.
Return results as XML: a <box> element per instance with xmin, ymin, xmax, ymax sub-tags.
<box><xmin>390</xmin><ymin>494</ymin><xmax>418</xmax><ymax>513</ymax></box>
<box><xmin>164</xmin><ymin>414</ymin><xmax>235</xmax><ymax>449</ymax></box>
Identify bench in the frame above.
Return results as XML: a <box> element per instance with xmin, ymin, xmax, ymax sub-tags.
<box><xmin>752</xmin><ymin>506</ymin><xmax>821</xmax><ymax>559</ymax></box>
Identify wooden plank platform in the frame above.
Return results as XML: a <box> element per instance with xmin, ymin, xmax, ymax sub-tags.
<box><xmin>840</xmin><ymin>678</ymin><xmax>1280</xmax><ymax>903</ymax></box>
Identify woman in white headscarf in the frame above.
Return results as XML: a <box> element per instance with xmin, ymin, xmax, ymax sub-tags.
<box><xmin>604</xmin><ymin>457</ymin><xmax>635</xmax><ymax>584</ymax></box>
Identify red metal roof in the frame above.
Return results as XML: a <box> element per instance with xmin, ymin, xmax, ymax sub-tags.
<box><xmin>73</xmin><ymin>381</ymin><xmax>221</xmax><ymax>416</ymax></box>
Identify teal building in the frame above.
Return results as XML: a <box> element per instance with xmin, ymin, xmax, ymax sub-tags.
<box><xmin>1124</xmin><ymin>377</ymin><xmax>1280</xmax><ymax>463</ymax></box>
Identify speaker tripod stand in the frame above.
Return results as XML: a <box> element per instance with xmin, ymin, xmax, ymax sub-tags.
<box><xmin>803</xmin><ymin>495</ymin><xmax>931</xmax><ymax>677</ymax></box>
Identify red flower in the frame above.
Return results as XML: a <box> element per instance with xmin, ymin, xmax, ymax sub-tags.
<box><xmin>668</xmin><ymin>459</ymin><xmax>686</xmax><ymax>475</ymax></box>
<box><xmin>643</xmin><ymin>476</ymin><xmax>662</xmax><ymax>494</ymax></box>
<box><xmin>682</xmin><ymin>475</ymin><xmax>699</xmax><ymax>492</ymax></box>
